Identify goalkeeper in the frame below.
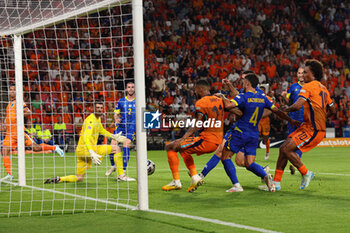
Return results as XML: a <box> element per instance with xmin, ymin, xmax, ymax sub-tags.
<box><xmin>44</xmin><ymin>102</ymin><xmax>126</xmax><ymax>183</ymax></box>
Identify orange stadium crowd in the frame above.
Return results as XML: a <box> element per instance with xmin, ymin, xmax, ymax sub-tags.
<box><xmin>0</xmin><ymin>0</ymin><xmax>350</xmax><ymax>148</ymax></box>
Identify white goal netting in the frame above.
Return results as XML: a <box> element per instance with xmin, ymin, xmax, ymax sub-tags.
<box><xmin>0</xmin><ymin>0</ymin><xmax>146</xmax><ymax>217</ymax></box>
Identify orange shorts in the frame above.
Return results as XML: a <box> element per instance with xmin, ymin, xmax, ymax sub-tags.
<box><xmin>179</xmin><ymin>137</ymin><xmax>218</xmax><ymax>155</ymax></box>
<box><xmin>289</xmin><ymin>124</ymin><xmax>325</xmax><ymax>153</ymax></box>
<box><xmin>2</xmin><ymin>131</ymin><xmax>35</xmax><ymax>149</ymax></box>
<box><xmin>259</xmin><ymin>118</ymin><xmax>270</xmax><ymax>136</ymax></box>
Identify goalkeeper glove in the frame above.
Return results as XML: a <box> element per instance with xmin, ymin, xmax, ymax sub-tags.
<box><xmin>110</xmin><ymin>132</ymin><xmax>127</xmax><ymax>143</ymax></box>
<box><xmin>89</xmin><ymin>150</ymin><xmax>102</xmax><ymax>165</ymax></box>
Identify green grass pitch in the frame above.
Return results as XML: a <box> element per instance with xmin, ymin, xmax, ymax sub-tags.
<box><xmin>1</xmin><ymin>147</ymin><xmax>350</xmax><ymax>233</ymax></box>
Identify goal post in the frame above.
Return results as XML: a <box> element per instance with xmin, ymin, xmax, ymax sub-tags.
<box><xmin>0</xmin><ymin>0</ymin><xmax>148</xmax><ymax>216</ymax></box>
<box><xmin>14</xmin><ymin>34</ymin><xmax>26</xmax><ymax>187</ymax></box>
<box><xmin>132</xmin><ymin>0</ymin><xmax>148</xmax><ymax>211</ymax></box>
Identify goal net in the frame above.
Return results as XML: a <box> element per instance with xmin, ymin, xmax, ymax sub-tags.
<box><xmin>0</xmin><ymin>0</ymin><xmax>147</xmax><ymax>217</ymax></box>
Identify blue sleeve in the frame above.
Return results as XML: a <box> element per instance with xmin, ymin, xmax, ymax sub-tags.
<box><xmin>233</xmin><ymin>93</ymin><xmax>245</xmax><ymax>107</ymax></box>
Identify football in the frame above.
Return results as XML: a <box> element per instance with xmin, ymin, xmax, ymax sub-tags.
<box><xmin>147</xmin><ymin>159</ymin><xmax>155</xmax><ymax>176</ymax></box>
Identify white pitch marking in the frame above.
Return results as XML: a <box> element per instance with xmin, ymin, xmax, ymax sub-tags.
<box><xmin>1</xmin><ymin>180</ymin><xmax>281</xmax><ymax>232</ymax></box>
<box><xmin>147</xmin><ymin>209</ymin><xmax>282</xmax><ymax>233</ymax></box>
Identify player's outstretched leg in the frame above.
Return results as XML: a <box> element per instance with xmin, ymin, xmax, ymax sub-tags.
<box><xmin>0</xmin><ymin>174</ymin><xmax>14</xmax><ymax>183</ymax></box>
<box><xmin>222</xmin><ymin>159</ymin><xmax>243</xmax><ymax>192</ymax></box>
<box><xmin>300</xmin><ymin>171</ymin><xmax>314</xmax><ymax>190</ymax></box>
<box><xmin>162</xmin><ymin>149</ymin><xmax>182</xmax><ymax>191</ymax></box>
<box><xmin>200</xmin><ymin>154</ymin><xmax>221</xmax><ymax>178</ymax></box>
<box><xmin>180</xmin><ymin>152</ymin><xmax>203</xmax><ymax>192</ymax></box>
<box><xmin>54</xmin><ymin>145</ymin><xmax>65</xmax><ymax>157</ymax></box>
<box><xmin>44</xmin><ymin>176</ymin><xmax>61</xmax><ymax>184</ymax></box>
<box><xmin>105</xmin><ymin>153</ymin><xmax>116</xmax><ymax>176</ymax></box>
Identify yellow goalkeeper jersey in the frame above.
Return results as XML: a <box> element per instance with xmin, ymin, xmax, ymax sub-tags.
<box><xmin>76</xmin><ymin>113</ymin><xmax>111</xmax><ymax>155</ymax></box>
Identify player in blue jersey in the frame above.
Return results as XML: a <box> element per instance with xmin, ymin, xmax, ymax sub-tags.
<box><xmin>281</xmin><ymin>67</ymin><xmax>305</xmax><ymax>174</ymax></box>
<box><xmin>105</xmin><ymin>82</ymin><xmax>136</xmax><ymax>181</ymax></box>
<box><xmin>216</xmin><ymin>74</ymin><xmax>299</xmax><ymax>192</ymax></box>
<box><xmin>198</xmin><ymin>71</ymin><xmax>270</xmax><ymax>184</ymax></box>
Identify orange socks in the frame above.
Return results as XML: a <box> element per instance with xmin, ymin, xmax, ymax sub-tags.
<box><xmin>266</xmin><ymin>139</ymin><xmax>270</xmax><ymax>153</ymax></box>
<box><xmin>273</xmin><ymin>169</ymin><xmax>284</xmax><ymax>182</ymax></box>
<box><xmin>40</xmin><ymin>144</ymin><xmax>56</xmax><ymax>151</ymax></box>
<box><xmin>2</xmin><ymin>155</ymin><xmax>12</xmax><ymax>175</ymax></box>
<box><xmin>180</xmin><ymin>152</ymin><xmax>197</xmax><ymax>176</ymax></box>
<box><xmin>167</xmin><ymin>151</ymin><xmax>180</xmax><ymax>180</ymax></box>
<box><xmin>298</xmin><ymin>164</ymin><xmax>308</xmax><ymax>176</ymax></box>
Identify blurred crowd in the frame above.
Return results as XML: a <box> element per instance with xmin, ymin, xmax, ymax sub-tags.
<box><xmin>0</xmin><ymin>0</ymin><xmax>349</xmax><ymax>146</ymax></box>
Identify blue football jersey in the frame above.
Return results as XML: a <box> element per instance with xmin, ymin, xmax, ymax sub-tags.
<box><xmin>231</xmin><ymin>91</ymin><xmax>275</xmax><ymax>138</ymax></box>
<box><xmin>115</xmin><ymin>97</ymin><xmax>136</xmax><ymax>130</ymax></box>
<box><xmin>287</xmin><ymin>82</ymin><xmax>304</xmax><ymax>122</ymax></box>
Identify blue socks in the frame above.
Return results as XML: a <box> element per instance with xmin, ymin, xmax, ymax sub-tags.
<box><xmin>201</xmin><ymin>154</ymin><xmax>221</xmax><ymax>177</ymax></box>
<box><xmin>109</xmin><ymin>153</ymin><xmax>115</xmax><ymax>166</ymax></box>
<box><xmin>296</xmin><ymin>149</ymin><xmax>302</xmax><ymax>158</ymax></box>
<box><xmin>123</xmin><ymin>147</ymin><xmax>130</xmax><ymax>170</ymax></box>
<box><xmin>248</xmin><ymin>162</ymin><xmax>267</xmax><ymax>178</ymax></box>
<box><xmin>222</xmin><ymin>159</ymin><xmax>239</xmax><ymax>184</ymax></box>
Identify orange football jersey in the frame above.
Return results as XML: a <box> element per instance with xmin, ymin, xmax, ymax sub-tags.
<box><xmin>299</xmin><ymin>80</ymin><xmax>333</xmax><ymax>131</ymax></box>
<box><xmin>195</xmin><ymin>95</ymin><xmax>224</xmax><ymax>144</ymax></box>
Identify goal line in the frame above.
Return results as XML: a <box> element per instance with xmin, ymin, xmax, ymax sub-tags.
<box><xmin>0</xmin><ymin>180</ymin><xmax>138</xmax><ymax>210</ymax></box>
<box><xmin>1</xmin><ymin>180</ymin><xmax>280</xmax><ymax>233</ymax></box>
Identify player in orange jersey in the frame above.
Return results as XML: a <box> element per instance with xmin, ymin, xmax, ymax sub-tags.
<box><xmin>1</xmin><ymin>85</ymin><xmax>64</xmax><ymax>182</ymax></box>
<box><xmin>162</xmin><ymin>79</ymin><xmax>242</xmax><ymax>192</ymax></box>
<box><xmin>266</xmin><ymin>59</ymin><xmax>336</xmax><ymax>191</ymax></box>
<box><xmin>258</xmin><ymin>86</ymin><xmax>273</xmax><ymax>160</ymax></box>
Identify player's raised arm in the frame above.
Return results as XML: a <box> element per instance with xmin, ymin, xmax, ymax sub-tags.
<box><xmin>222</xmin><ymin>79</ymin><xmax>239</xmax><ymax>97</ymax></box>
<box><xmin>23</xmin><ymin>105</ymin><xmax>31</xmax><ymax>117</ymax></box>
<box><xmin>179</xmin><ymin>111</ymin><xmax>204</xmax><ymax>142</ymax></box>
<box><xmin>281</xmin><ymin>96</ymin><xmax>306</xmax><ymax>112</ymax></box>
<box><xmin>271</xmin><ymin>106</ymin><xmax>300</xmax><ymax>129</ymax></box>
<box><xmin>218</xmin><ymin>94</ymin><xmax>243</xmax><ymax>118</ymax></box>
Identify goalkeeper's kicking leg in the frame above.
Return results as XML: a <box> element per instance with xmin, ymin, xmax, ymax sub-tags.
<box><xmin>44</xmin><ymin>144</ymin><xmax>120</xmax><ymax>184</ymax></box>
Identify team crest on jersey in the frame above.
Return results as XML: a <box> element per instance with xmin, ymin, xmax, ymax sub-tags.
<box><xmin>10</xmin><ymin>102</ymin><xmax>15</xmax><ymax>108</ymax></box>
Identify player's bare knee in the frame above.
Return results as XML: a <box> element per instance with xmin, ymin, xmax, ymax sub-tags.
<box><xmin>32</xmin><ymin>144</ymin><xmax>42</xmax><ymax>151</ymax></box>
<box><xmin>77</xmin><ymin>175</ymin><xmax>84</xmax><ymax>182</ymax></box>
<box><xmin>111</xmin><ymin>145</ymin><xmax>121</xmax><ymax>154</ymax></box>
<box><xmin>166</xmin><ymin>142</ymin><xmax>178</xmax><ymax>152</ymax></box>
<box><xmin>123</xmin><ymin>140</ymin><xmax>131</xmax><ymax>148</ymax></box>
<box><xmin>235</xmin><ymin>157</ymin><xmax>245</xmax><ymax>167</ymax></box>
<box><xmin>215</xmin><ymin>145</ymin><xmax>224</xmax><ymax>158</ymax></box>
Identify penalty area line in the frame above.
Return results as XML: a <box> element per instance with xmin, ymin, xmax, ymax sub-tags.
<box><xmin>0</xmin><ymin>180</ymin><xmax>138</xmax><ymax>210</ymax></box>
<box><xmin>147</xmin><ymin>208</ymin><xmax>282</xmax><ymax>233</ymax></box>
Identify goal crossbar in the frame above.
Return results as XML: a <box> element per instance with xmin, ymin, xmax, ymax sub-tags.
<box><xmin>0</xmin><ymin>0</ymin><xmax>130</xmax><ymax>36</ymax></box>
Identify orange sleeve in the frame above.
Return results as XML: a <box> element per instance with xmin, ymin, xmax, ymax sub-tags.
<box><xmin>195</xmin><ymin>98</ymin><xmax>206</xmax><ymax>116</ymax></box>
<box><xmin>299</xmin><ymin>83</ymin><xmax>312</xmax><ymax>100</ymax></box>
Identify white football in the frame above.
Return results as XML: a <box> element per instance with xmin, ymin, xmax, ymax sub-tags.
<box><xmin>147</xmin><ymin>159</ymin><xmax>155</xmax><ymax>176</ymax></box>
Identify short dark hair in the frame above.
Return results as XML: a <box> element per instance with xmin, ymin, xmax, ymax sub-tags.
<box><xmin>125</xmin><ymin>81</ymin><xmax>134</xmax><ymax>88</ymax></box>
<box><xmin>305</xmin><ymin>59</ymin><xmax>323</xmax><ymax>81</ymax></box>
<box><xmin>245</xmin><ymin>74</ymin><xmax>259</xmax><ymax>88</ymax></box>
<box><xmin>95</xmin><ymin>101</ymin><xmax>104</xmax><ymax>107</ymax></box>
<box><xmin>260</xmin><ymin>85</ymin><xmax>266</xmax><ymax>91</ymax></box>
<box><xmin>196</xmin><ymin>79</ymin><xmax>210</xmax><ymax>87</ymax></box>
